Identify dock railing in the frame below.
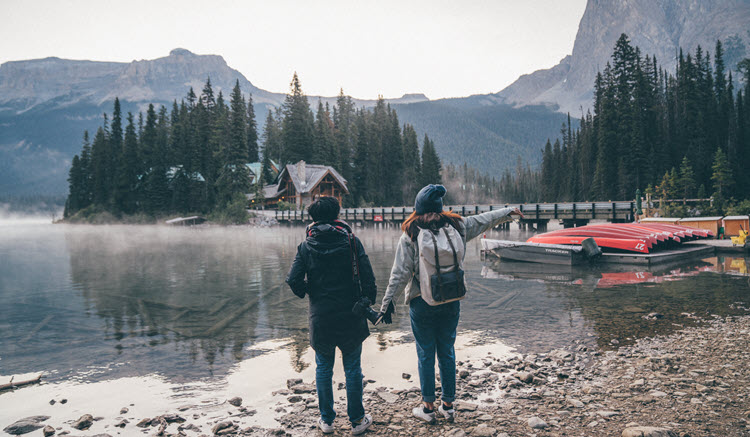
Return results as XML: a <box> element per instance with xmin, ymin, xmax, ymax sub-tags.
<box><xmin>273</xmin><ymin>201</ymin><xmax>636</xmax><ymax>224</ymax></box>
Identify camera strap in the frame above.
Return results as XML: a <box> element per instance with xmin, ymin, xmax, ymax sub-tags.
<box><xmin>347</xmin><ymin>231</ymin><xmax>365</xmax><ymax>300</ymax></box>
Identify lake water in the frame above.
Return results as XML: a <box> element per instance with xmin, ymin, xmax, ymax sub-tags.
<box><xmin>1</xmin><ymin>222</ymin><xmax>749</xmax><ymax>427</ymax></box>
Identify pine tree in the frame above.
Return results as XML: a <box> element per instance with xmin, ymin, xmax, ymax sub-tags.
<box><xmin>89</xmin><ymin>127</ymin><xmax>109</xmax><ymax>206</ymax></box>
<box><xmin>313</xmin><ymin>100</ymin><xmax>336</xmax><ymax>165</ymax></box>
<box><xmin>216</xmin><ymin>84</ymin><xmax>252</xmax><ymax>206</ymax></box>
<box><xmin>246</xmin><ymin>93</ymin><xmax>259</xmax><ymax>162</ymax></box>
<box><xmin>420</xmin><ymin>134</ymin><xmax>442</xmax><ymax>186</ymax></box>
<box><xmin>64</xmin><ymin>155</ymin><xmax>85</xmax><ymax>218</ymax></box>
<box><xmin>677</xmin><ymin>156</ymin><xmax>696</xmax><ymax>199</ymax></box>
<box><xmin>282</xmin><ymin>73</ymin><xmax>314</xmax><ymax>163</ymax></box>
<box><xmin>401</xmin><ymin>124</ymin><xmax>421</xmax><ymax>202</ymax></box>
<box><xmin>262</xmin><ymin>109</ymin><xmax>283</xmax><ymax>168</ymax></box>
<box><xmin>115</xmin><ymin>113</ymin><xmax>140</xmax><ymax>214</ymax></box>
<box><xmin>710</xmin><ymin>147</ymin><xmax>733</xmax><ymax>199</ymax></box>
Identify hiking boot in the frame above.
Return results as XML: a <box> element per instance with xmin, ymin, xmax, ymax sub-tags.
<box><xmin>412</xmin><ymin>406</ymin><xmax>436</xmax><ymax>424</ymax></box>
<box><xmin>318</xmin><ymin>418</ymin><xmax>334</xmax><ymax>434</ymax></box>
<box><xmin>351</xmin><ymin>413</ymin><xmax>372</xmax><ymax>435</ymax></box>
<box><xmin>438</xmin><ymin>403</ymin><xmax>455</xmax><ymax>422</ymax></box>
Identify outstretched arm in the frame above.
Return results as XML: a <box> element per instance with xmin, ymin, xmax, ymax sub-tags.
<box><xmin>463</xmin><ymin>207</ymin><xmax>524</xmax><ymax>242</ymax></box>
<box><xmin>379</xmin><ymin>233</ymin><xmax>416</xmax><ymax>313</ymax></box>
<box><xmin>285</xmin><ymin>244</ymin><xmax>308</xmax><ymax>298</ymax></box>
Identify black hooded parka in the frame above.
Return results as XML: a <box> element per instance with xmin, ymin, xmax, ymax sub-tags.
<box><xmin>286</xmin><ymin>221</ymin><xmax>377</xmax><ymax>352</ymax></box>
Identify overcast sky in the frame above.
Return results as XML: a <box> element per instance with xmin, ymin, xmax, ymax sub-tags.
<box><xmin>1</xmin><ymin>0</ymin><xmax>587</xmax><ymax>100</ymax></box>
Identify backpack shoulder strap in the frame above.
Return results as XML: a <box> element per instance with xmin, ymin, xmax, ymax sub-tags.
<box><xmin>441</xmin><ymin>227</ymin><xmax>460</xmax><ymax>271</ymax></box>
<box><xmin>429</xmin><ymin>230</ymin><xmax>445</xmax><ymax>302</ymax></box>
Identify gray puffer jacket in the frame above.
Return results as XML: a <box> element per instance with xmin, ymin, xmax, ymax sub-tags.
<box><xmin>379</xmin><ymin>208</ymin><xmax>514</xmax><ymax>313</ymax></box>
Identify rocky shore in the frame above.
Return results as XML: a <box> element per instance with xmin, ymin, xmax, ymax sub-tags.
<box><xmin>4</xmin><ymin>316</ymin><xmax>749</xmax><ymax>437</ymax></box>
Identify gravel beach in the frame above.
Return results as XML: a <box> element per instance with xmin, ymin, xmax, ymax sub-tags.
<box><xmin>7</xmin><ymin>314</ymin><xmax>748</xmax><ymax>437</ymax></box>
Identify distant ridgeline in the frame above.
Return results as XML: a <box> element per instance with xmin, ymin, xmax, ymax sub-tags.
<box><xmin>64</xmin><ymin>74</ymin><xmax>469</xmax><ymax>220</ymax></box>
<box><xmin>500</xmin><ymin>34</ymin><xmax>750</xmax><ymax>215</ymax></box>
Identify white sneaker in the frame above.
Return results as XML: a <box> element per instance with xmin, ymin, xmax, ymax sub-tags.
<box><xmin>351</xmin><ymin>413</ymin><xmax>372</xmax><ymax>435</ymax></box>
<box><xmin>318</xmin><ymin>418</ymin><xmax>334</xmax><ymax>434</ymax></box>
<box><xmin>412</xmin><ymin>406</ymin><xmax>436</xmax><ymax>424</ymax></box>
<box><xmin>438</xmin><ymin>403</ymin><xmax>455</xmax><ymax>422</ymax></box>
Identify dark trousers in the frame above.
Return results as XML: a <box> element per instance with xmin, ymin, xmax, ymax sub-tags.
<box><xmin>409</xmin><ymin>296</ymin><xmax>460</xmax><ymax>403</ymax></box>
<box><xmin>314</xmin><ymin>344</ymin><xmax>365</xmax><ymax>424</ymax></box>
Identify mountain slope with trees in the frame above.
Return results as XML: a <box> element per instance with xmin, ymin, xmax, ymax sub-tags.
<box><xmin>501</xmin><ymin>34</ymin><xmax>750</xmax><ymax>215</ymax></box>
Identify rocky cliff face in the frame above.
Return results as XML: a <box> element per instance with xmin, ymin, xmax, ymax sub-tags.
<box><xmin>0</xmin><ymin>48</ymin><xmax>427</xmax><ymax>114</ymax></box>
<box><xmin>498</xmin><ymin>0</ymin><xmax>750</xmax><ymax>114</ymax></box>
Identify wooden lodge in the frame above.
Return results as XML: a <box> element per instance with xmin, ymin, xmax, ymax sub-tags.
<box><xmin>248</xmin><ymin>160</ymin><xmax>349</xmax><ymax>209</ymax></box>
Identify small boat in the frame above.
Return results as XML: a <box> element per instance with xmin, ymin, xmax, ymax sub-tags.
<box><xmin>481</xmin><ymin>237</ymin><xmax>601</xmax><ymax>265</ymax></box>
<box><xmin>527</xmin><ymin>235</ymin><xmax>651</xmax><ymax>253</ymax></box>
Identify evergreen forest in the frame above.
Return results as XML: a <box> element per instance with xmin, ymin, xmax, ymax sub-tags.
<box><xmin>64</xmin><ymin>74</ymin><xmax>445</xmax><ymax>222</ymax></box>
<box><xmin>502</xmin><ymin>34</ymin><xmax>750</xmax><ymax>214</ymax></box>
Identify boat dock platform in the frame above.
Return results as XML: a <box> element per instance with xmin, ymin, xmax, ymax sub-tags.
<box><xmin>684</xmin><ymin>240</ymin><xmax>749</xmax><ymax>254</ymax></box>
<box><xmin>599</xmin><ymin>245</ymin><xmax>716</xmax><ymax>266</ymax></box>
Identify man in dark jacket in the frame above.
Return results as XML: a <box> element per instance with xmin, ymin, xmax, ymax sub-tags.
<box><xmin>286</xmin><ymin>197</ymin><xmax>376</xmax><ymax>435</ymax></box>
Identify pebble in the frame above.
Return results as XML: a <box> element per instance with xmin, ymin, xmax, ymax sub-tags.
<box><xmin>227</xmin><ymin>396</ymin><xmax>242</xmax><ymax>407</ymax></box>
<box><xmin>527</xmin><ymin>416</ymin><xmax>548</xmax><ymax>429</ymax></box>
<box><xmin>43</xmin><ymin>425</ymin><xmax>55</xmax><ymax>436</ymax></box>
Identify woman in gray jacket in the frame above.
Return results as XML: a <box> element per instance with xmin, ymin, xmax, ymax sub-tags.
<box><xmin>378</xmin><ymin>184</ymin><xmax>522</xmax><ymax>423</ymax></box>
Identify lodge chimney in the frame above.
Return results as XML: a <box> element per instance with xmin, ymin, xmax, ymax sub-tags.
<box><xmin>297</xmin><ymin>160</ymin><xmax>306</xmax><ymax>186</ymax></box>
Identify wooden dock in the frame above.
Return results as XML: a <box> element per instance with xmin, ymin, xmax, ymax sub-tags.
<box><xmin>273</xmin><ymin>201</ymin><xmax>637</xmax><ymax>228</ymax></box>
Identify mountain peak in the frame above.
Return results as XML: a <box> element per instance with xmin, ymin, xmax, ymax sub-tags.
<box><xmin>169</xmin><ymin>48</ymin><xmax>196</xmax><ymax>57</ymax></box>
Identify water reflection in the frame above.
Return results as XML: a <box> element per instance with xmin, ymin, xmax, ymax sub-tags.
<box><xmin>1</xmin><ymin>224</ymin><xmax>748</xmax><ymax>386</ymax></box>
<box><xmin>482</xmin><ymin>254</ymin><xmax>750</xmax><ymax>349</ymax></box>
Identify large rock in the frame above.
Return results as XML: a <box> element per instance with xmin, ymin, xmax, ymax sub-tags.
<box><xmin>622</xmin><ymin>427</ymin><xmax>677</xmax><ymax>437</ymax></box>
<box><xmin>527</xmin><ymin>416</ymin><xmax>548</xmax><ymax>429</ymax></box>
<box><xmin>3</xmin><ymin>416</ymin><xmax>50</xmax><ymax>435</ymax></box>
<box><xmin>471</xmin><ymin>425</ymin><xmax>496</xmax><ymax>436</ymax></box>
<box><xmin>72</xmin><ymin>414</ymin><xmax>94</xmax><ymax>430</ymax></box>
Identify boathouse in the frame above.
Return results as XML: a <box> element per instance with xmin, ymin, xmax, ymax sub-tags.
<box><xmin>723</xmin><ymin>216</ymin><xmax>749</xmax><ymax>237</ymax></box>
<box><xmin>678</xmin><ymin>216</ymin><xmax>724</xmax><ymax>235</ymax></box>
<box><xmin>248</xmin><ymin>160</ymin><xmax>348</xmax><ymax>209</ymax></box>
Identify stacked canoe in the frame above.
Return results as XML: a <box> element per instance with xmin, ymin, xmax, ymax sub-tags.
<box><xmin>526</xmin><ymin>223</ymin><xmax>713</xmax><ymax>254</ymax></box>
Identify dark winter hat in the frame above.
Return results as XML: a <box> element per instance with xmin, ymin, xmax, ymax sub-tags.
<box><xmin>414</xmin><ymin>184</ymin><xmax>447</xmax><ymax>215</ymax></box>
<box><xmin>308</xmin><ymin>196</ymin><xmax>340</xmax><ymax>222</ymax></box>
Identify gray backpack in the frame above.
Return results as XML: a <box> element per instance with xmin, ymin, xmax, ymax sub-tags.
<box><xmin>416</xmin><ymin>225</ymin><xmax>467</xmax><ymax>306</ymax></box>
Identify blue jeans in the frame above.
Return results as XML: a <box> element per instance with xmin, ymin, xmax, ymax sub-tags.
<box><xmin>409</xmin><ymin>296</ymin><xmax>460</xmax><ymax>403</ymax></box>
<box><xmin>315</xmin><ymin>344</ymin><xmax>365</xmax><ymax>425</ymax></box>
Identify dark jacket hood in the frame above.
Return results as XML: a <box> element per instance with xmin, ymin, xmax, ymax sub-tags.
<box><xmin>305</xmin><ymin>221</ymin><xmax>354</xmax><ymax>255</ymax></box>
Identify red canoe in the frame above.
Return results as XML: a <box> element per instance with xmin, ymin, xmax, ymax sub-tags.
<box><xmin>527</xmin><ymin>235</ymin><xmax>650</xmax><ymax>253</ymax></box>
<box><xmin>540</xmin><ymin>225</ymin><xmax>659</xmax><ymax>247</ymax></box>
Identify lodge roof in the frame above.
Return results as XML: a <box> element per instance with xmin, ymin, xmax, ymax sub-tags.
<box><xmin>281</xmin><ymin>161</ymin><xmax>349</xmax><ymax>195</ymax></box>
<box><xmin>246</xmin><ymin>160</ymin><xmax>348</xmax><ymax>201</ymax></box>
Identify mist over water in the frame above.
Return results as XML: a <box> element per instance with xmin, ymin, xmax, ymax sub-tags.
<box><xmin>1</xmin><ymin>223</ymin><xmax>748</xmax><ymax>387</ymax></box>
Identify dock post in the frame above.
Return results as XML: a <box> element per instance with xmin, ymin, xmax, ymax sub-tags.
<box><xmin>554</xmin><ymin>203</ymin><xmax>558</xmax><ymax>219</ymax></box>
<box><xmin>592</xmin><ymin>203</ymin><xmax>596</xmax><ymax>219</ymax></box>
<box><xmin>612</xmin><ymin>202</ymin><xmax>616</xmax><ymax>222</ymax></box>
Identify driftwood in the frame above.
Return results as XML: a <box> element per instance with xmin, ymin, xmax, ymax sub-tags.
<box><xmin>203</xmin><ymin>300</ymin><xmax>258</xmax><ymax>337</ymax></box>
<box><xmin>487</xmin><ymin>290</ymin><xmax>522</xmax><ymax>309</ymax></box>
<box><xmin>0</xmin><ymin>374</ymin><xmax>42</xmax><ymax>392</ymax></box>
<box><xmin>136</xmin><ymin>299</ymin><xmax>158</xmax><ymax>335</ymax></box>
<box><xmin>207</xmin><ymin>298</ymin><xmax>232</xmax><ymax>316</ymax></box>
<box><xmin>18</xmin><ymin>315</ymin><xmax>54</xmax><ymax>345</ymax></box>
<box><xmin>170</xmin><ymin>308</ymin><xmax>191</xmax><ymax>322</ymax></box>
